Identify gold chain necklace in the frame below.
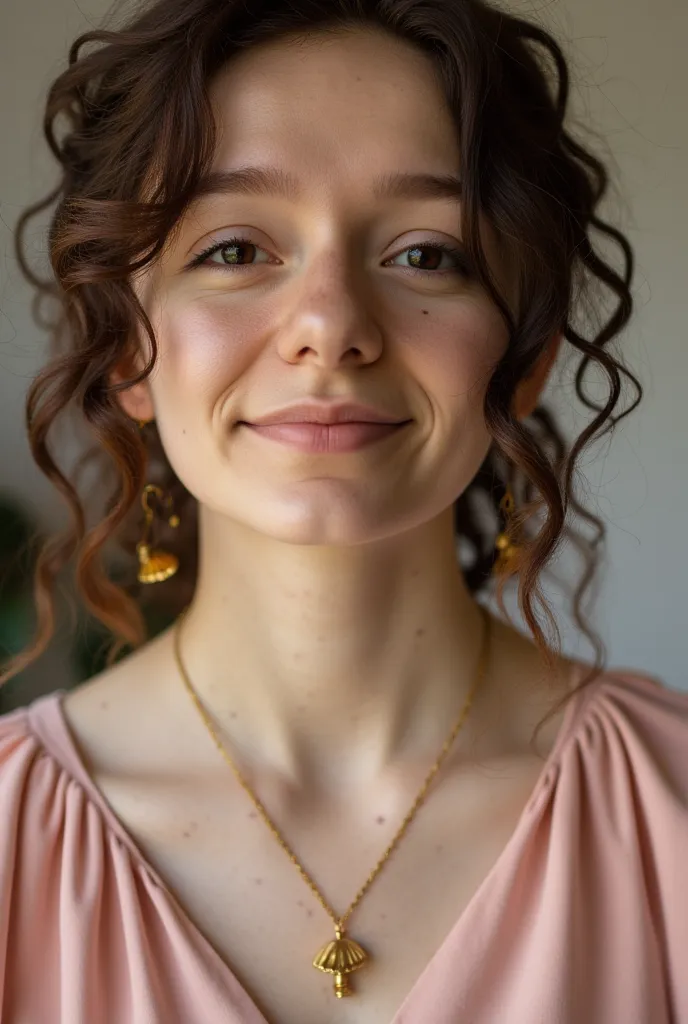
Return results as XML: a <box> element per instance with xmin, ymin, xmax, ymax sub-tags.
<box><xmin>172</xmin><ymin>602</ymin><xmax>491</xmax><ymax>999</ymax></box>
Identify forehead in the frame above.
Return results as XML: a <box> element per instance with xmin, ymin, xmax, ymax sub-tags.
<box><xmin>205</xmin><ymin>27</ymin><xmax>461</xmax><ymax>195</ymax></box>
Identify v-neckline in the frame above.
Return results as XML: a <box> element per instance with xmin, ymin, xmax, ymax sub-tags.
<box><xmin>26</xmin><ymin>678</ymin><xmax>598</xmax><ymax>1024</ymax></box>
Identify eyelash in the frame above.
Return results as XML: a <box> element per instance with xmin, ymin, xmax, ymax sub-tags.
<box><xmin>185</xmin><ymin>235</ymin><xmax>472</xmax><ymax>278</ymax></box>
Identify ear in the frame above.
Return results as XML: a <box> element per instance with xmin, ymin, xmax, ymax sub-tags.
<box><xmin>512</xmin><ymin>333</ymin><xmax>562</xmax><ymax>420</ymax></box>
<box><xmin>108</xmin><ymin>349</ymin><xmax>155</xmax><ymax>424</ymax></box>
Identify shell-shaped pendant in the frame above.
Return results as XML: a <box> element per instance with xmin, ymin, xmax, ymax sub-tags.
<box><xmin>313</xmin><ymin>927</ymin><xmax>369</xmax><ymax>998</ymax></box>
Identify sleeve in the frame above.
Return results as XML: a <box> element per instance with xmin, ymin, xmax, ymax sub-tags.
<box><xmin>593</xmin><ymin>671</ymin><xmax>688</xmax><ymax>1021</ymax></box>
<box><xmin>0</xmin><ymin>705</ymin><xmax>42</xmax><ymax>1010</ymax></box>
<box><xmin>0</xmin><ymin>698</ymin><xmax>296</xmax><ymax>1023</ymax></box>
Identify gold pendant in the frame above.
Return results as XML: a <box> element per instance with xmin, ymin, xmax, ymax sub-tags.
<box><xmin>312</xmin><ymin>926</ymin><xmax>369</xmax><ymax>998</ymax></box>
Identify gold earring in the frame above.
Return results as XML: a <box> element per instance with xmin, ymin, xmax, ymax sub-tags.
<box><xmin>492</xmin><ymin>482</ymin><xmax>524</xmax><ymax>577</ymax></box>
<box><xmin>136</xmin><ymin>483</ymin><xmax>180</xmax><ymax>584</ymax></box>
<box><xmin>135</xmin><ymin>418</ymin><xmax>180</xmax><ymax>584</ymax></box>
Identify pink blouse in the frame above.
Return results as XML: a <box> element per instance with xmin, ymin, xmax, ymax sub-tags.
<box><xmin>0</xmin><ymin>668</ymin><xmax>686</xmax><ymax>1023</ymax></box>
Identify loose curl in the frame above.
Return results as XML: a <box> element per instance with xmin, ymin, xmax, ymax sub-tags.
<box><xmin>6</xmin><ymin>0</ymin><xmax>641</xmax><ymax>752</ymax></box>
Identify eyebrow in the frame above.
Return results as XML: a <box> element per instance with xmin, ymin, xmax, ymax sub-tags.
<box><xmin>189</xmin><ymin>165</ymin><xmax>463</xmax><ymax>205</ymax></box>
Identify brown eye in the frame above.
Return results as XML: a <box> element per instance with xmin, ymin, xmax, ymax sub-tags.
<box><xmin>215</xmin><ymin>240</ymin><xmax>257</xmax><ymax>266</ymax></box>
<box><xmin>385</xmin><ymin>241</ymin><xmax>472</xmax><ymax>277</ymax></box>
<box><xmin>187</xmin><ymin>235</ymin><xmax>272</xmax><ymax>270</ymax></box>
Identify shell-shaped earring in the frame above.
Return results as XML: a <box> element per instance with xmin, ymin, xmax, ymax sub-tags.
<box><xmin>136</xmin><ymin>483</ymin><xmax>180</xmax><ymax>584</ymax></box>
<box><xmin>492</xmin><ymin>483</ymin><xmax>524</xmax><ymax>577</ymax></box>
<box><xmin>136</xmin><ymin>481</ymin><xmax>180</xmax><ymax>585</ymax></box>
<box><xmin>135</xmin><ymin>419</ymin><xmax>180</xmax><ymax>584</ymax></box>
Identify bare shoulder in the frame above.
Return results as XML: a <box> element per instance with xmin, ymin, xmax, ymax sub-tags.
<box><xmin>60</xmin><ymin>624</ymin><xmax>178</xmax><ymax>776</ymax></box>
<box><xmin>482</xmin><ymin>616</ymin><xmax>592</xmax><ymax>759</ymax></box>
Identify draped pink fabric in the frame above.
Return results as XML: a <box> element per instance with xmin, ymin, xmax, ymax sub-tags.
<box><xmin>0</xmin><ymin>668</ymin><xmax>686</xmax><ymax>1023</ymax></box>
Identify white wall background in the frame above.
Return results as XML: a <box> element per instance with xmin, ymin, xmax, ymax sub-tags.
<box><xmin>0</xmin><ymin>0</ymin><xmax>686</xmax><ymax>697</ymax></box>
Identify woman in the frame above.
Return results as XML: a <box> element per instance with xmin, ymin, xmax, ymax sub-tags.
<box><xmin>1</xmin><ymin>0</ymin><xmax>686</xmax><ymax>1021</ymax></box>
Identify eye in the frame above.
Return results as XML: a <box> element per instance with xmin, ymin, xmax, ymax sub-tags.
<box><xmin>185</xmin><ymin>235</ymin><xmax>273</xmax><ymax>271</ymax></box>
<box><xmin>384</xmin><ymin>241</ymin><xmax>472</xmax><ymax>277</ymax></box>
<box><xmin>184</xmin><ymin>235</ymin><xmax>472</xmax><ymax>278</ymax></box>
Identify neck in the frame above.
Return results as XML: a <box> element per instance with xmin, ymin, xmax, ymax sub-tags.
<box><xmin>172</xmin><ymin>505</ymin><xmax>494</xmax><ymax>794</ymax></box>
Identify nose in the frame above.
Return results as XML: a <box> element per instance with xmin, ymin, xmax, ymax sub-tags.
<box><xmin>275</xmin><ymin>260</ymin><xmax>384</xmax><ymax>370</ymax></box>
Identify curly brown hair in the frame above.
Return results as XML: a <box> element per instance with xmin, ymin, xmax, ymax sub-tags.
<box><xmin>5</xmin><ymin>0</ymin><xmax>641</xmax><ymax>748</ymax></box>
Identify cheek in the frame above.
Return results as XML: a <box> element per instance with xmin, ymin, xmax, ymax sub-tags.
<box><xmin>150</xmin><ymin>298</ymin><xmax>254</xmax><ymax>409</ymax></box>
<box><xmin>400</xmin><ymin>298</ymin><xmax>507</xmax><ymax>423</ymax></box>
<box><xmin>407</xmin><ymin>301</ymin><xmax>506</xmax><ymax>505</ymax></box>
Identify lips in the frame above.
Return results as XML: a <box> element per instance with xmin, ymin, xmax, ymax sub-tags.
<box><xmin>243</xmin><ymin>401</ymin><xmax>409</xmax><ymax>427</ymax></box>
<box><xmin>241</xmin><ymin>420</ymin><xmax>409</xmax><ymax>453</ymax></box>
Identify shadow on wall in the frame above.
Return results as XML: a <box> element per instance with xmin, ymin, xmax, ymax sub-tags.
<box><xmin>0</xmin><ymin>490</ymin><xmax>174</xmax><ymax>713</ymax></box>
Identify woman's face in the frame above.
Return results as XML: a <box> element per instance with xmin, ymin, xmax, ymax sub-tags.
<box><xmin>126</xmin><ymin>26</ymin><xmax>533</xmax><ymax>547</ymax></box>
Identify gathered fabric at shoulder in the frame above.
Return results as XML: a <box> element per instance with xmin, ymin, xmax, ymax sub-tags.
<box><xmin>0</xmin><ymin>698</ymin><xmax>245</xmax><ymax>1023</ymax></box>
<box><xmin>0</xmin><ymin>704</ymin><xmax>43</xmax><ymax>1008</ymax></box>
<box><xmin>411</xmin><ymin>669</ymin><xmax>688</xmax><ymax>1024</ymax></box>
<box><xmin>552</xmin><ymin>671</ymin><xmax>688</xmax><ymax>1023</ymax></box>
<box><xmin>586</xmin><ymin>670</ymin><xmax>688</xmax><ymax>797</ymax></box>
